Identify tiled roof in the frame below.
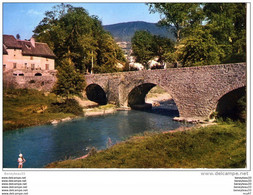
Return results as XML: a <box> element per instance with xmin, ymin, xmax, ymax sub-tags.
<box><xmin>3</xmin><ymin>35</ymin><xmax>56</xmax><ymax>58</ymax></box>
<box><xmin>18</xmin><ymin>40</ymin><xmax>56</xmax><ymax>58</ymax></box>
<box><xmin>3</xmin><ymin>35</ymin><xmax>22</xmax><ymax>49</ymax></box>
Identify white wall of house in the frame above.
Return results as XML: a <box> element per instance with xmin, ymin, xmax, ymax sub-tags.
<box><xmin>3</xmin><ymin>48</ymin><xmax>55</xmax><ymax>72</ymax></box>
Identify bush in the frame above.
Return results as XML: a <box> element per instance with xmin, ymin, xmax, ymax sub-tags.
<box><xmin>50</xmin><ymin>99</ymin><xmax>83</xmax><ymax>116</ymax></box>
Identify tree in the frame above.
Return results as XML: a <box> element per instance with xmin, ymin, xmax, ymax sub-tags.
<box><xmin>152</xmin><ymin>35</ymin><xmax>175</xmax><ymax>64</ymax></box>
<box><xmin>131</xmin><ymin>30</ymin><xmax>175</xmax><ymax>68</ymax></box>
<box><xmin>203</xmin><ymin>3</ymin><xmax>246</xmax><ymax>63</ymax></box>
<box><xmin>148</xmin><ymin>3</ymin><xmax>204</xmax><ymax>42</ymax></box>
<box><xmin>53</xmin><ymin>58</ymin><xmax>85</xmax><ymax>99</ymax></box>
<box><xmin>131</xmin><ymin>30</ymin><xmax>154</xmax><ymax>67</ymax></box>
<box><xmin>147</xmin><ymin>3</ymin><xmax>246</xmax><ymax>66</ymax></box>
<box><xmin>33</xmin><ymin>3</ymin><xmax>126</xmax><ymax>73</ymax></box>
<box><xmin>178</xmin><ymin>27</ymin><xmax>224</xmax><ymax>67</ymax></box>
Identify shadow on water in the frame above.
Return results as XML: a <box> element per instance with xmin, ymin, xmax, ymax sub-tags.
<box><xmin>133</xmin><ymin>100</ymin><xmax>179</xmax><ymax>117</ymax></box>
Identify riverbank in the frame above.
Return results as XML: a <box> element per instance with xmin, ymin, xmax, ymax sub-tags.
<box><xmin>46</xmin><ymin>121</ymin><xmax>246</xmax><ymax>168</ymax></box>
<box><xmin>3</xmin><ymin>89</ymin><xmax>75</xmax><ymax>131</ymax></box>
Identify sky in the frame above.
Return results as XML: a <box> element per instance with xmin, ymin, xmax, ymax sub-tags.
<box><xmin>3</xmin><ymin>2</ymin><xmax>161</xmax><ymax>40</ymax></box>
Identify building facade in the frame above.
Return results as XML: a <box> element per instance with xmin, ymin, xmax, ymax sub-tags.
<box><xmin>3</xmin><ymin>35</ymin><xmax>57</xmax><ymax>91</ymax></box>
<box><xmin>3</xmin><ymin>35</ymin><xmax>56</xmax><ymax>76</ymax></box>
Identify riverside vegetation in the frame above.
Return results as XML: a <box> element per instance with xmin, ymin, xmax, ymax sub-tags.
<box><xmin>46</xmin><ymin>121</ymin><xmax>246</xmax><ymax>168</ymax></box>
<box><xmin>3</xmin><ymin>88</ymin><xmax>83</xmax><ymax>131</ymax></box>
<box><xmin>3</xmin><ymin>86</ymin><xmax>164</xmax><ymax>131</ymax></box>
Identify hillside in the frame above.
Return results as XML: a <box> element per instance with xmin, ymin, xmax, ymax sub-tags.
<box><xmin>103</xmin><ymin>21</ymin><xmax>175</xmax><ymax>42</ymax></box>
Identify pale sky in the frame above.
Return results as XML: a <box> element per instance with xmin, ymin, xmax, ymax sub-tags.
<box><xmin>3</xmin><ymin>2</ymin><xmax>161</xmax><ymax>40</ymax></box>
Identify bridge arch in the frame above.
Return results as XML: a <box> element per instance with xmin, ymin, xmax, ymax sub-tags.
<box><xmin>85</xmin><ymin>63</ymin><xmax>246</xmax><ymax>121</ymax></box>
<box><xmin>85</xmin><ymin>84</ymin><xmax>107</xmax><ymax>105</ymax></box>
<box><xmin>127</xmin><ymin>82</ymin><xmax>180</xmax><ymax>114</ymax></box>
<box><xmin>128</xmin><ymin>83</ymin><xmax>156</xmax><ymax>108</ymax></box>
<box><xmin>214</xmin><ymin>86</ymin><xmax>246</xmax><ymax>120</ymax></box>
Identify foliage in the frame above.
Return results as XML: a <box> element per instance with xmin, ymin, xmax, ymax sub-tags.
<box><xmin>178</xmin><ymin>27</ymin><xmax>224</xmax><ymax>66</ymax></box>
<box><xmin>203</xmin><ymin>3</ymin><xmax>246</xmax><ymax>63</ymax></box>
<box><xmin>131</xmin><ymin>30</ymin><xmax>154</xmax><ymax>66</ymax></box>
<box><xmin>152</xmin><ymin>35</ymin><xmax>175</xmax><ymax>63</ymax></box>
<box><xmin>33</xmin><ymin>3</ymin><xmax>126</xmax><ymax>73</ymax></box>
<box><xmin>237</xmin><ymin>95</ymin><xmax>246</xmax><ymax>122</ymax></box>
<box><xmin>53</xmin><ymin>58</ymin><xmax>86</xmax><ymax>99</ymax></box>
<box><xmin>46</xmin><ymin>122</ymin><xmax>246</xmax><ymax>168</ymax></box>
<box><xmin>131</xmin><ymin>30</ymin><xmax>175</xmax><ymax>66</ymax></box>
<box><xmin>148</xmin><ymin>3</ymin><xmax>246</xmax><ymax>66</ymax></box>
<box><xmin>50</xmin><ymin>99</ymin><xmax>83</xmax><ymax>116</ymax></box>
<box><xmin>148</xmin><ymin>3</ymin><xmax>204</xmax><ymax>42</ymax></box>
<box><xmin>3</xmin><ymin>89</ymin><xmax>74</xmax><ymax>131</ymax></box>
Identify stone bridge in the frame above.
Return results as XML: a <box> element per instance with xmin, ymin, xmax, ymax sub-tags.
<box><xmin>85</xmin><ymin>63</ymin><xmax>246</xmax><ymax>121</ymax></box>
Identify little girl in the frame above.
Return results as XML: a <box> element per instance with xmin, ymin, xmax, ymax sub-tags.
<box><xmin>17</xmin><ymin>153</ymin><xmax>26</xmax><ymax>168</ymax></box>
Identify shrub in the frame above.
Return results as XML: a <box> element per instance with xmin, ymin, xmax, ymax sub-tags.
<box><xmin>50</xmin><ymin>99</ymin><xmax>83</xmax><ymax>116</ymax></box>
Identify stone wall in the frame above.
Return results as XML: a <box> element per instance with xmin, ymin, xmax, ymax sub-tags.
<box><xmin>3</xmin><ymin>70</ymin><xmax>57</xmax><ymax>92</ymax></box>
<box><xmin>3</xmin><ymin>63</ymin><xmax>246</xmax><ymax>120</ymax></box>
<box><xmin>85</xmin><ymin>63</ymin><xmax>247</xmax><ymax>120</ymax></box>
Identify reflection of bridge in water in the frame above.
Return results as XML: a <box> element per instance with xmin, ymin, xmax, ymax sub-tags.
<box><xmin>85</xmin><ymin>63</ymin><xmax>246</xmax><ymax>121</ymax></box>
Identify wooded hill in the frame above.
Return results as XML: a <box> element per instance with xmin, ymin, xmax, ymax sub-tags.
<box><xmin>103</xmin><ymin>21</ymin><xmax>175</xmax><ymax>42</ymax></box>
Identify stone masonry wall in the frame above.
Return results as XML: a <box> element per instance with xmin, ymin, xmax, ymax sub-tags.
<box><xmin>3</xmin><ymin>71</ymin><xmax>57</xmax><ymax>92</ymax></box>
<box><xmin>3</xmin><ymin>63</ymin><xmax>246</xmax><ymax>120</ymax></box>
<box><xmin>85</xmin><ymin>63</ymin><xmax>246</xmax><ymax>120</ymax></box>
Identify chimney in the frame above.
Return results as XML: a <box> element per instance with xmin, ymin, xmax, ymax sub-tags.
<box><xmin>30</xmin><ymin>37</ymin><xmax>36</xmax><ymax>47</ymax></box>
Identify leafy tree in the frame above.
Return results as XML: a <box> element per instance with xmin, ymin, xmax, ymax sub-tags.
<box><xmin>152</xmin><ymin>35</ymin><xmax>175</xmax><ymax>64</ymax></box>
<box><xmin>131</xmin><ymin>30</ymin><xmax>155</xmax><ymax>66</ymax></box>
<box><xmin>148</xmin><ymin>3</ymin><xmax>204</xmax><ymax>42</ymax></box>
<box><xmin>131</xmin><ymin>30</ymin><xmax>175</xmax><ymax>68</ymax></box>
<box><xmin>53</xmin><ymin>58</ymin><xmax>86</xmax><ymax>99</ymax></box>
<box><xmin>178</xmin><ymin>27</ymin><xmax>224</xmax><ymax>67</ymax></box>
<box><xmin>203</xmin><ymin>3</ymin><xmax>246</xmax><ymax>63</ymax></box>
<box><xmin>33</xmin><ymin>3</ymin><xmax>126</xmax><ymax>73</ymax></box>
<box><xmin>148</xmin><ymin>3</ymin><xmax>246</xmax><ymax>66</ymax></box>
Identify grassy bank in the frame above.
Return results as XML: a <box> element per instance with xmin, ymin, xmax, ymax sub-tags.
<box><xmin>46</xmin><ymin>122</ymin><xmax>246</xmax><ymax>168</ymax></box>
<box><xmin>3</xmin><ymin>89</ymin><xmax>75</xmax><ymax>131</ymax></box>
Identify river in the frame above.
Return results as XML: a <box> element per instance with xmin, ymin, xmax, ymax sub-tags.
<box><xmin>3</xmin><ymin>102</ymin><xmax>192</xmax><ymax>168</ymax></box>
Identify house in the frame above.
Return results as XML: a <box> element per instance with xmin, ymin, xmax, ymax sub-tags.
<box><xmin>3</xmin><ymin>35</ymin><xmax>56</xmax><ymax>76</ymax></box>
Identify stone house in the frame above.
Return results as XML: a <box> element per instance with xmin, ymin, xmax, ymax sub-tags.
<box><xmin>3</xmin><ymin>35</ymin><xmax>56</xmax><ymax>76</ymax></box>
<box><xmin>3</xmin><ymin>35</ymin><xmax>57</xmax><ymax>91</ymax></box>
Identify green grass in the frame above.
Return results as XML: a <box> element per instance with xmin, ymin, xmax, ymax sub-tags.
<box><xmin>3</xmin><ymin>88</ymin><xmax>75</xmax><ymax>131</ymax></box>
<box><xmin>85</xmin><ymin>104</ymin><xmax>117</xmax><ymax>112</ymax></box>
<box><xmin>46</xmin><ymin>122</ymin><xmax>246</xmax><ymax>168</ymax></box>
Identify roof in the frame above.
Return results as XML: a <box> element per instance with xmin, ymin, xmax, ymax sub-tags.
<box><xmin>3</xmin><ymin>35</ymin><xmax>56</xmax><ymax>59</ymax></box>
<box><xmin>3</xmin><ymin>45</ymin><xmax>8</xmax><ymax>55</ymax></box>
<box><xmin>18</xmin><ymin>40</ymin><xmax>56</xmax><ymax>58</ymax></box>
<box><xmin>3</xmin><ymin>35</ymin><xmax>22</xmax><ymax>49</ymax></box>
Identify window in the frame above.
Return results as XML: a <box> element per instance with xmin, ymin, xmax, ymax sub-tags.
<box><xmin>45</xmin><ymin>64</ymin><xmax>49</xmax><ymax>70</ymax></box>
<box><xmin>24</xmin><ymin>63</ymin><xmax>28</xmax><ymax>69</ymax></box>
<box><xmin>31</xmin><ymin>64</ymin><xmax>35</xmax><ymax>70</ymax></box>
<box><xmin>13</xmin><ymin>63</ymin><xmax>17</xmax><ymax>69</ymax></box>
<box><xmin>35</xmin><ymin>73</ymin><xmax>42</xmax><ymax>76</ymax></box>
<box><xmin>3</xmin><ymin>64</ymin><xmax>6</xmax><ymax>71</ymax></box>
